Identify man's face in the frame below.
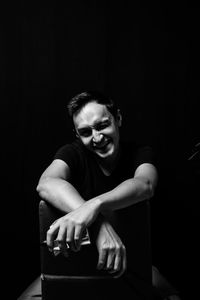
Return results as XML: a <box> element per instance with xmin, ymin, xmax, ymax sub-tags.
<box><xmin>73</xmin><ymin>101</ymin><xmax>121</xmax><ymax>163</ymax></box>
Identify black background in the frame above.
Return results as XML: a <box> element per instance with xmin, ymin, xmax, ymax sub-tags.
<box><xmin>1</xmin><ymin>1</ymin><xmax>199</xmax><ymax>299</ymax></box>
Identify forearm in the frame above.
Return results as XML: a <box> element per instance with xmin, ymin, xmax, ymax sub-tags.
<box><xmin>93</xmin><ymin>177</ymin><xmax>154</xmax><ymax>212</ymax></box>
<box><xmin>36</xmin><ymin>177</ymin><xmax>85</xmax><ymax>213</ymax></box>
<box><xmin>37</xmin><ymin>178</ymin><xmax>117</xmax><ymax>246</ymax></box>
<box><xmin>36</xmin><ymin>177</ymin><xmax>115</xmax><ymax>230</ymax></box>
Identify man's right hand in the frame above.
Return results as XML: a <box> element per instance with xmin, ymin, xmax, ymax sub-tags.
<box><xmin>95</xmin><ymin>220</ymin><xmax>127</xmax><ymax>277</ymax></box>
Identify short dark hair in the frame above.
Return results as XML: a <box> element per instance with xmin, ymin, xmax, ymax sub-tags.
<box><xmin>67</xmin><ymin>91</ymin><xmax>118</xmax><ymax>119</ymax></box>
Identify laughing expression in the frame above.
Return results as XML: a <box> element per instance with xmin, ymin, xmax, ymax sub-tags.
<box><xmin>73</xmin><ymin>101</ymin><xmax>122</xmax><ymax>164</ymax></box>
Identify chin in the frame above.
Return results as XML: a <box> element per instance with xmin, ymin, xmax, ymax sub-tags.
<box><xmin>95</xmin><ymin>145</ymin><xmax>115</xmax><ymax>160</ymax></box>
<box><xmin>96</xmin><ymin>152</ymin><xmax>110</xmax><ymax>159</ymax></box>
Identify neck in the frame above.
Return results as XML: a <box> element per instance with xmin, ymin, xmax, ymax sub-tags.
<box><xmin>97</xmin><ymin>144</ymin><xmax>121</xmax><ymax>174</ymax></box>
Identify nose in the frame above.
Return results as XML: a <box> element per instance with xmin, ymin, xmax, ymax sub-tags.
<box><xmin>92</xmin><ymin>130</ymin><xmax>103</xmax><ymax>143</ymax></box>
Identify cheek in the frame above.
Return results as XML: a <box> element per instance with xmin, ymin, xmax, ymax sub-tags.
<box><xmin>103</xmin><ymin>126</ymin><xmax>115</xmax><ymax>135</ymax></box>
<box><xmin>112</xmin><ymin>130</ymin><xmax>120</xmax><ymax>143</ymax></box>
<box><xmin>108</xmin><ymin>127</ymin><xmax>118</xmax><ymax>137</ymax></box>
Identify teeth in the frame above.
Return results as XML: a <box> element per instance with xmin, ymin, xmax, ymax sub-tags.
<box><xmin>95</xmin><ymin>142</ymin><xmax>109</xmax><ymax>149</ymax></box>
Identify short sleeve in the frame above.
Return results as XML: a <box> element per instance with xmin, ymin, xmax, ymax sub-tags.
<box><xmin>54</xmin><ymin>143</ymin><xmax>81</xmax><ymax>174</ymax></box>
<box><xmin>133</xmin><ymin>145</ymin><xmax>156</xmax><ymax>170</ymax></box>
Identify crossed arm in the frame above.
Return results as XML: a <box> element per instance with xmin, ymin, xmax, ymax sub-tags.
<box><xmin>36</xmin><ymin>158</ymin><xmax>158</xmax><ymax>274</ymax></box>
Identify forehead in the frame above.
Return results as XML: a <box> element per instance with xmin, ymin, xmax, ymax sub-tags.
<box><xmin>73</xmin><ymin>102</ymin><xmax>112</xmax><ymax>128</ymax></box>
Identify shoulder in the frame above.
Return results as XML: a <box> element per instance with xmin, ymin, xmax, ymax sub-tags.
<box><xmin>121</xmin><ymin>140</ymin><xmax>153</xmax><ymax>159</ymax></box>
<box><xmin>54</xmin><ymin>139</ymin><xmax>97</xmax><ymax>173</ymax></box>
<box><xmin>54</xmin><ymin>139</ymin><xmax>85</xmax><ymax>158</ymax></box>
<box><xmin>53</xmin><ymin>139</ymin><xmax>87</xmax><ymax>170</ymax></box>
<box><xmin>120</xmin><ymin>140</ymin><xmax>156</xmax><ymax>169</ymax></box>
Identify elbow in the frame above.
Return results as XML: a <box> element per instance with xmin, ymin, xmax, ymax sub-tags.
<box><xmin>136</xmin><ymin>178</ymin><xmax>155</xmax><ymax>200</ymax></box>
<box><xmin>36</xmin><ymin>183</ymin><xmax>45</xmax><ymax>199</ymax></box>
<box><xmin>36</xmin><ymin>180</ymin><xmax>43</xmax><ymax>194</ymax></box>
<box><xmin>133</xmin><ymin>177</ymin><xmax>155</xmax><ymax>201</ymax></box>
<box><xmin>36</xmin><ymin>177</ymin><xmax>49</xmax><ymax>199</ymax></box>
<box><xmin>36</xmin><ymin>183</ymin><xmax>43</xmax><ymax>196</ymax></box>
<box><xmin>36</xmin><ymin>182</ymin><xmax>41</xmax><ymax>193</ymax></box>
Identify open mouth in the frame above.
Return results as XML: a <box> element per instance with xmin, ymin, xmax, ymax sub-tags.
<box><xmin>93</xmin><ymin>140</ymin><xmax>111</xmax><ymax>152</ymax></box>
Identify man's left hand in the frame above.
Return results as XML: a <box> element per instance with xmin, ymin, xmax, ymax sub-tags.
<box><xmin>46</xmin><ymin>199</ymin><xmax>100</xmax><ymax>252</ymax></box>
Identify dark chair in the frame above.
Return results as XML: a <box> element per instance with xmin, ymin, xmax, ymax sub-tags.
<box><xmin>39</xmin><ymin>200</ymin><xmax>154</xmax><ymax>300</ymax></box>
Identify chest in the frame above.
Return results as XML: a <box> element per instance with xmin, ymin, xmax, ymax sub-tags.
<box><xmin>74</xmin><ymin>152</ymin><xmax>134</xmax><ymax>200</ymax></box>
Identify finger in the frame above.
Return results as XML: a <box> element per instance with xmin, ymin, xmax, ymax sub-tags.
<box><xmin>56</xmin><ymin>225</ymin><xmax>66</xmax><ymax>242</ymax></box>
<box><xmin>122</xmin><ymin>246</ymin><xmax>127</xmax><ymax>274</ymax></box>
<box><xmin>46</xmin><ymin>223</ymin><xmax>59</xmax><ymax>250</ymax></box>
<box><xmin>110</xmin><ymin>249</ymin><xmax>122</xmax><ymax>273</ymax></box>
<box><xmin>106</xmin><ymin>248</ymin><xmax>115</xmax><ymax>271</ymax></box>
<box><xmin>113</xmin><ymin>246</ymin><xmax>127</xmax><ymax>278</ymax></box>
<box><xmin>49</xmin><ymin>219</ymin><xmax>59</xmax><ymax>228</ymax></box>
<box><xmin>119</xmin><ymin>246</ymin><xmax>127</xmax><ymax>276</ymax></box>
<box><xmin>74</xmin><ymin>225</ymin><xmax>84</xmax><ymax>251</ymax></box>
<box><xmin>66</xmin><ymin>225</ymin><xmax>76</xmax><ymax>251</ymax></box>
<box><xmin>56</xmin><ymin>225</ymin><xmax>67</xmax><ymax>253</ymax></box>
<box><xmin>97</xmin><ymin>247</ymin><xmax>107</xmax><ymax>270</ymax></box>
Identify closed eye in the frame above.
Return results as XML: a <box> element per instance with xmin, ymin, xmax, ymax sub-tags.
<box><xmin>77</xmin><ymin>120</ymin><xmax>111</xmax><ymax>137</ymax></box>
<box><xmin>78</xmin><ymin>128</ymin><xmax>92</xmax><ymax>137</ymax></box>
<box><xmin>95</xmin><ymin>121</ymin><xmax>111</xmax><ymax>131</ymax></box>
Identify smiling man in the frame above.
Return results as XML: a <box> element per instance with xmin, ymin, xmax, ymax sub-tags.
<box><xmin>37</xmin><ymin>91</ymin><xmax>160</xmax><ymax>298</ymax></box>
<box><xmin>74</xmin><ymin>100</ymin><xmax>121</xmax><ymax>167</ymax></box>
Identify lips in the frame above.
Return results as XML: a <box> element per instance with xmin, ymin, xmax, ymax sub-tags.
<box><xmin>93</xmin><ymin>139</ymin><xmax>111</xmax><ymax>151</ymax></box>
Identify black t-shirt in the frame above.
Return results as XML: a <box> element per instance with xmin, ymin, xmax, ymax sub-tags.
<box><xmin>54</xmin><ymin>138</ymin><xmax>155</xmax><ymax>201</ymax></box>
<box><xmin>53</xmin><ymin>139</ymin><xmax>156</xmax><ymax>287</ymax></box>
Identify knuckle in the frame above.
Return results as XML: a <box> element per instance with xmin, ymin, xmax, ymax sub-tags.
<box><xmin>66</xmin><ymin>237</ymin><xmax>72</xmax><ymax>243</ymax></box>
<box><xmin>77</xmin><ymin>221</ymin><xmax>85</xmax><ymax>229</ymax></box>
<box><xmin>75</xmin><ymin>219</ymin><xmax>82</xmax><ymax>226</ymax></box>
<box><xmin>102</xmin><ymin>244</ymin><xmax>108</xmax><ymax>251</ymax></box>
<box><xmin>108</xmin><ymin>245</ymin><xmax>115</xmax><ymax>252</ymax></box>
<box><xmin>115</xmin><ymin>244</ymin><xmax>121</xmax><ymax>251</ymax></box>
<box><xmin>68</xmin><ymin>217</ymin><xmax>74</xmax><ymax>225</ymax></box>
<box><xmin>62</xmin><ymin>218</ymin><xmax>68</xmax><ymax>226</ymax></box>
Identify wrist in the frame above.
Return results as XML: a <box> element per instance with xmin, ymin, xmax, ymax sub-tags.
<box><xmin>90</xmin><ymin>196</ymin><xmax>103</xmax><ymax>214</ymax></box>
<box><xmin>89</xmin><ymin>213</ymin><xmax>105</xmax><ymax>240</ymax></box>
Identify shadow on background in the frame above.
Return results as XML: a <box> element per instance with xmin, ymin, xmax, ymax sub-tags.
<box><xmin>0</xmin><ymin>1</ymin><xmax>199</xmax><ymax>298</ymax></box>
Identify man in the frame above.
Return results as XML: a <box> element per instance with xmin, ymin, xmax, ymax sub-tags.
<box><xmin>36</xmin><ymin>91</ymin><xmax>179</xmax><ymax>299</ymax></box>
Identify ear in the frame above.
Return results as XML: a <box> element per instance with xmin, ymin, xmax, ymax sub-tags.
<box><xmin>116</xmin><ymin>109</ymin><xmax>122</xmax><ymax>127</ymax></box>
<box><xmin>73</xmin><ymin>128</ymin><xmax>79</xmax><ymax>138</ymax></box>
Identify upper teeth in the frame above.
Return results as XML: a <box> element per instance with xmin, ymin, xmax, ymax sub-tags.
<box><xmin>95</xmin><ymin>141</ymin><xmax>109</xmax><ymax>149</ymax></box>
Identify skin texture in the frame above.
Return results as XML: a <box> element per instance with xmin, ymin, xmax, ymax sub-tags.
<box><xmin>73</xmin><ymin>102</ymin><xmax>122</xmax><ymax>169</ymax></box>
<box><xmin>37</xmin><ymin>101</ymin><xmax>158</xmax><ymax>275</ymax></box>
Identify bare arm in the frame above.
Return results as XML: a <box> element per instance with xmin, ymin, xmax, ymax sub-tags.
<box><xmin>93</xmin><ymin>163</ymin><xmax>158</xmax><ymax>212</ymax></box>
<box><xmin>37</xmin><ymin>159</ymin><xmax>158</xmax><ymax>214</ymax></box>
<box><xmin>37</xmin><ymin>160</ymin><xmax>158</xmax><ymax>236</ymax></box>
<box><xmin>36</xmin><ymin>158</ymin><xmax>127</xmax><ymax>275</ymax></box>
<box><xmin>36</xmin><ymin>159</ymin><xmax>85</xmax><ymax>213</ymax></box>
<box><xmin>47</xmin><ymin>163</ymin><xmax>158</xmax><ymax>242</ymax></box>
<box><xmin>37</xmin><ymin>159</ymin><xmax>157</xmax><ymax>275</ymax></box>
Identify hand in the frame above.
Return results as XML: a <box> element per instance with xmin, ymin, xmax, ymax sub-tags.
<box><xmin>46</xmin><ymin>199</ymin><xmax>100</xmax><ymax>252</ymax></box>
<box><xmin>95</xmin><ymin>221</ymin><xmax>127</xmax><ymax>277</ymax></box>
